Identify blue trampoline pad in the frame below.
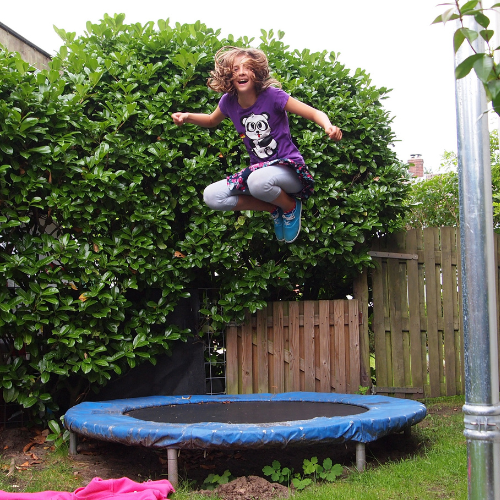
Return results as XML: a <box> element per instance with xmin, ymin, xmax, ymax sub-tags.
<box><xmin>64</xmin><ymin>392</ymin><xmax>427</xmax><ymax>450</ymax></box>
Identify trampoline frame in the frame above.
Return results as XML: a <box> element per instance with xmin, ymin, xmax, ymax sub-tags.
<box><xmin>65</xmin><ymin>392</ymin><xmax>427</xmax><ymax>486</ymax></box>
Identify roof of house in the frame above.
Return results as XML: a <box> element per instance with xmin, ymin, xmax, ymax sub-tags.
<box><xmin>0</xmin><ymin>21</ymin><xmax>52</xmax><ymax>59</ymax></box>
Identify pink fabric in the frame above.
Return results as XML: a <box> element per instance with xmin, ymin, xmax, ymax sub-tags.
<box><xmin>0</xmin><ymin>477</ymin><xmax>175</xmax><ymax>500</ymax></box>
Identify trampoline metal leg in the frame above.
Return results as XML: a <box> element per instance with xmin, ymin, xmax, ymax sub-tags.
<box><xmin>356</xmin><ymin>442</ymin><xmax>366</xmax><ymax>472</ymax></box>
<box><xmin>167</xmin><ymin>448</ymin><xmax>178</xmax><ymax>487</ymax></box>
<box><xmin>69</xmin><ymin>432</ymin><xmax>78</xmax><ymax>456</ymax></box>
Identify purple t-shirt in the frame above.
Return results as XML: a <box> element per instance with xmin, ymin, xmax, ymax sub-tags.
<box><xmin>218</xmin><ymin>86</ymin><xmax>305</xmax><ymax>165</ymax></box>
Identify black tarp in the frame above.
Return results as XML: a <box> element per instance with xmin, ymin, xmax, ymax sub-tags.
<box><xmin>94</xmin><ymin>291</ymin><xmax>205</xmax><ymax>400</ymax></box>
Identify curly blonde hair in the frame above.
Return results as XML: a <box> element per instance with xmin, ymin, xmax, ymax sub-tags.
<box><xmin>207</xmin><ymin>46</ymin><xmax>281</xmax><ymax>95</ymax></box>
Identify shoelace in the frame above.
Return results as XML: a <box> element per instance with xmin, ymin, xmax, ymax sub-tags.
<box><xmin>271</xmin><ymin>209</ymin><xmax>281</xmax><ymax>222</ymax></box>
<box><xmin>283</xmin><ymin>208</ymin><xmax>296</xmax><ymax>223</ymax></box>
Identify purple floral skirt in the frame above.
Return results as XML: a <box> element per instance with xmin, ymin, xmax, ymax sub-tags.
<box><xmin>226</xmin><ymin>158</ymin><xmax>314</xmax><ymax>199</ymax></box>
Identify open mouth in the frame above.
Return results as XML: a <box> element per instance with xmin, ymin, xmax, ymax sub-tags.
<box><xmin>238</xmin><ymin>79</ymin><xmax>249</xmax><ymax>85</ymax></box>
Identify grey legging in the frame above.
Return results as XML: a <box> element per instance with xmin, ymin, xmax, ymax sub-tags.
<box><xmin>203</xmin><ymin>164</ymin><xmax>303</xmax><ymax>211</ymax></box>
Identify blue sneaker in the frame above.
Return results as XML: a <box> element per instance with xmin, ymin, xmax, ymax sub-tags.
<box><xmin>271</xmin><ymin>207</ymin><xmax>284</xmax><ymax>242</ymax></box>
<box><xmin>283</xmin><ymin>199</ymin><xmax>302</xmax><ymax>243</ymax></box>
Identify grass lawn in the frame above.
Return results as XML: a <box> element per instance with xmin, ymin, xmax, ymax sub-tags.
<box><xmin>0</xmin><ymin>396</ymin><xmax>467</xmax><ymax>499</ymax></box>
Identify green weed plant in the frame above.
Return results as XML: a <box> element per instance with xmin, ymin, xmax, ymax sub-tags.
<box><xmin>202</xmin><ymin>469</ymin><xmax>234</xmax><ymax>490</ymax></box>
<box><xmin>262</xmin><ymin>456</ymin><xmax>343</xmax><ymax>490</ymax></box>
<box><xmin>262</xmin><ymin>460</ymin><xmax>293</xmax><ymax>486</ymax></box>
<box><xmin>45</xmin><ymin>416</ymin><xmax>71</xmax><ymax>450</ymax></box>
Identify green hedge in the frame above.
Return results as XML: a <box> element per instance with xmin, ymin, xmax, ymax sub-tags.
<box><xmin>0</xmin><ymin>15</ymin><xmax>409</xmax><ymax>418</ymax></box>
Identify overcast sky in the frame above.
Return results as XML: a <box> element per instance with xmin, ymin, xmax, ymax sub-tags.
<box><xmin>2</xmin><ymin>1</ymin><xmax>463</xmax><ymax>172</ymax></box>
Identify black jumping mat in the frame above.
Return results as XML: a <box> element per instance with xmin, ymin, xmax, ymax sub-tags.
<box><xmin>126</xmin><ymin>401</ymin><xmax>368</xmax><ymax>424</ymax></box>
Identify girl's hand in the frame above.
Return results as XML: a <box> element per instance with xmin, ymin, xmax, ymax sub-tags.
<box><xmin>325</xmin><ymin>125</ymin><xmax>342</xmax><ymax>141</ymax></box>
<box><xmin>172</xmin><ymin>112</ymin><xmax>189</xmax><ymax>126</ymax></box>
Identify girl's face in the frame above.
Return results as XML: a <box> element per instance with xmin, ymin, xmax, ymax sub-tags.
<box><xmin>231</xmin><ymin>54</ymin><xmax>255</xmax><ymax>94</ymax></box>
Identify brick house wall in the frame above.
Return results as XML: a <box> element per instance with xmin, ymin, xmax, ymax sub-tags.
<box><xmin>408</xmin><ymin>156</ymin><xmax>424</xmax><ymax>178</ymax></box>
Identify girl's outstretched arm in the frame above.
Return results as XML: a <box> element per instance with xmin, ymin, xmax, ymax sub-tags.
<box><xmin>171</xmin><ymin>106</ymin><xmax>225</xmax><ymax>128</ymax></box>
<box><xmin>285</xmin><ymin>97</ymin><xmax>342</xmax><ymax>141</ymax></box>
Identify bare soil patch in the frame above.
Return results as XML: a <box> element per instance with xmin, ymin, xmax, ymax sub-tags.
<box><xmin>199</xmin><ymin>476</ymin><xmax>290</xmax><ymax>500</ymax></box>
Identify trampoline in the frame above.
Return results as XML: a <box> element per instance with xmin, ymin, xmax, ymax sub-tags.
<box><xmin>64</xmin><ymin>392</ymin><xmax>427</xmax><ymax>486</ymax></box>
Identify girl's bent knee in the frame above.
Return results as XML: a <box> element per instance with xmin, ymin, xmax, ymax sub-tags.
<box><xmin>203</xmin><ymin>185</ymin><xmax>218</xmax><ymax>210</ymax></box>
<box><xmin>203</xmin><ymin>181</ymin><xmax>237</xmax><ymax>211</ymax></box>
<box><xmin>247</xmin><ymin>176</ymin><xmax>279</xmax><ymax>203</ymax></box>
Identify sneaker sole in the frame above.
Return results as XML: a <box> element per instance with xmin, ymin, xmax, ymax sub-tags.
<box><xmin>284</xmin><ymin>220</ymin><xmax>301</xmax><ymax>243</ymax></box>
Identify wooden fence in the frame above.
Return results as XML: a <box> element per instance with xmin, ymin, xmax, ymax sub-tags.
<box><xmin>225</xmin><ymin>227</ymin><xmax>500</xmax><ymax>398</ymax></box>
<box><xmin>225</xmin><ymin>300</ymin><xmax>361</xmax><ymax>394</ymax></box>
<box><xmin>364</xmin><ymin>226</ymin><xmax>500</xmax><ymax>398</ymax></box>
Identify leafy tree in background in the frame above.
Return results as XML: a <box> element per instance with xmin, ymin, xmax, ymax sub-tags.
<box><xmin>404</xmin><ymin>132</ymin><xmax>500</xmax><ymax>229</ymax></box>
<box><xmin>404</xmin><ymin>170</ymin><xmax>459</xmax><ymax>229</ymax></box>
<box><xmin>0</xmin><ymin>15</ymin><xmax>409</xmax><ymax>418</ymax></box>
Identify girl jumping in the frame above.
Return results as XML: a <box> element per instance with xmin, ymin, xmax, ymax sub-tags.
<box><xmin>171</xmin><ymin>46</ymin><xmax>342</xmax><ymax>243</ymax></box>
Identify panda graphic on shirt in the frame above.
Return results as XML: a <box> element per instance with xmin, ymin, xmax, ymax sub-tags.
<box><xmin>241</xmin><ymin>112</ymin><xmax>277</xmax><ymax>159</ymax></box>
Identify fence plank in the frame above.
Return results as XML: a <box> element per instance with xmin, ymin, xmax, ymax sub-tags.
<box><xmin>424</xmin><ymin>228</ymin><xmax>441</xmax><ymax>397</ymax></box>
<box><xmin>416</xmin><ymin>228</ymin><xmax>430</xmax><ymax>396</ymax></box>
<box><xmin>457</xmin><ymin>233</ymin><xmax>465</xmax><ymax>394</ymax></box>
<box><xmin>455</xmin><ymin>227</ymin><xmax>461</xmax><ymax>396</ymax></box>
<box><xmin>436</xmin><ymin>233</ymin><xmax>446</xmax><ymax>396</ymax></box>
<box><xmin>372</xmin><ymin>256</ymin><xmax>388</xmax><ymax>389</ymax></box>
<box><xmin>272</xmin><ymin>302</ymin><xmax>284</xmax><ymax>393</ymax></box>
<box><xmin>378</xmin><ymin>236</ymin><xmax>391</xmax><ymax>385</ymax></box>
<box><xmin>256</xmin><ymin>308</ymin><xmax>268</xmax><ymax>393</ymax></box>
<box><xmin>348</xmin><ymin>300</ymin><xmax>360</xmax><ymax>392</ymax></box>
<box><xmin>241</xmin><ymin>311</ymin><xmax>253</xmax><ymax>394</ymax></box>
<box><xmin>353</xmin><ymin>269</ymin><xmax>370</xmax><ymax>387</ymax></box>
<box><xmin>303</xmin><ymin>301</ymin><xmax>316</xmax><ymax>391</ymax></box>
<box><xmin>225</xmin><ymin>325</ymin><xmax>238</xmax><ymax>394</ymax></box>
<box><xmin>288</xmin><ymin>301</ymin><xmax>300</xmax><ymax>392</ymax></box>
<box><xmin>396</xmin><ymin>232</ymin><xmax>409</xmax><ymax>396</ymax></box>
<box><xmin>319</xmin><ymin>300</ymin><xmax>330</xmax><ymax>392</ymax></box>
<box><xmin>406</xmin><ymin>229</ymin><xmax>423</xmax><ymax>389</ymax></box>
<box><xmin>334</xmin><ymin>300</ymin><xmax>346</xmax><ymax>393</ymax></box>
<box><xmin>441</xmin><ymin>227</ymin><xmax>457</xmax><ymax>396</ymax></box>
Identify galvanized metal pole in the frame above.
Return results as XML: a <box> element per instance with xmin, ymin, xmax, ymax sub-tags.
<box><xmin>454</xmin><ymin>15</ymin><xmax>500</xmax><ymax>500</ymax></box>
